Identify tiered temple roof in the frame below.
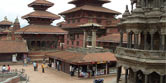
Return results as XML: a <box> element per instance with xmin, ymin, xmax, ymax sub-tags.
<box><xmin>17</xmin><ymin>0</ymin><xmax>67</xmax><ymax>34</ymax></box>
<box><xmin>60</xmin><ymin>5</ymin><xmax>120</xmax><ymax>15</ymax></box>
<box><xmin>69</xmin><ymin>0</ymin><xmax>110</xmax><ymax>6</ymax></box>
<box><xmin>60</xmin><ymin>0</ymin><xmax>120</xmax><ymax>15</ymax></box>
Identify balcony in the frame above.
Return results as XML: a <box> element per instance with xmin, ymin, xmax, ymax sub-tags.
<box><xmin>116</xmin><ymin>47</ymin><xmax>166</xmax><ymax>63</ymax></box>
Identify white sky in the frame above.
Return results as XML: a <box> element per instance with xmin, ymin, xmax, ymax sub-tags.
<box><xmin>0</xmin><ymin>0</ymin><xmax>131</xmax><ymax>27</ymax></box>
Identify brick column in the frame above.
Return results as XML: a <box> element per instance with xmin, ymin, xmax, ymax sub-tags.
<box><xmin>92</xmin><ymin>29</ymin><xmax>97</xmax><ymax>48</ymax></box>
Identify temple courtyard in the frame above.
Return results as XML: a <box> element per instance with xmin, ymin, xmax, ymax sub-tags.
<box><xmin>10</xmin><ymin>64</ymin><xmax>118</xmax><ymax>83</ymax></box>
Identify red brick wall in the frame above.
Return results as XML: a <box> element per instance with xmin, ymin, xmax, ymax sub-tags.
<box><xmin>64</xmin><ymin>34</ymin><xmax>83</xmax><ymax>49</ymax></box>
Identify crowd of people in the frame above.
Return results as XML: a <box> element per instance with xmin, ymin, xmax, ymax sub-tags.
<box><xmin>1</xmin><ymin>59</ymin><xmax>46</xmax><ymax>74</ymax></box>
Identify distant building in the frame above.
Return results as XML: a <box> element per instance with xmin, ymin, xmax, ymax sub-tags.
<box><xmin>59</xmin><ymin>0</ymin><xmax>120</xmax><ymax>49</ymax></box>
<box><xmin>0</xmin><ymin>17</ymin><xmax>21</xmax><ymax>41</ymax></box>
<box><xmin>116</xmin><ymin>0</ymin><xmax>166</xmax><ymax>83</ymax></box>
<box><xmin>0</xmin><ymin>40</ymin><xmax>28</xmax><ymax>62</ymax></box>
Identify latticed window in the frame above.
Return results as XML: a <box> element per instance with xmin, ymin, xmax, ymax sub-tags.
<box><xmin>67</xmin><ymin>41</ymin><xmax>69</xmax><ymax>45</ymax></box>
<box><xmin>97</xmin><ymin>19</ymin><xmax>101</xmax><ymax>24</ymax></box>
<box><xmin>72</xmin><ymin>19</ymin><xmax>75</xmax><ymax>23</ymax></box>
<box><xmin>72</xmin><ymin>41</ymin><xmax>74</xmax><ymax>45</ymax></box>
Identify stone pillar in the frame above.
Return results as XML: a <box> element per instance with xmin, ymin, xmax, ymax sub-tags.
<box><xmin>117</xmin><ymin>67</ymin><xmax>122</xmax><ymax>83</ymax></box>
<box><xmin>161</xmin><ymin>35</ymin><xmax>165</xmax><ymax>50</ymax></box>
<box><xmin>160</xmin><ymin>75</ymin><xmax>163</xmax><ymax>83</ymax></box>
<box><xmin>78</xmin><ymin>66</ymin><xmax>80</xmax><ymax>77</ymax></box>
<box><xmin>125</xmin><ymin>69</ymin><xmax>128</xmax><ymax>83</ymax></box>
<box><xmin>150</xmin><ymin>33</ymin><xmax>154</xmax><ymax>50</ymax></box>
<box><xmin>127</xmin><ymin>33</ymin><xmax>130</xmax><ymax>48</ymax></box>
<box><xmin>106</xmin><ymin>63</ymin><xmax>108</xmax><ymax>75</ymax></box>
<box><xmin>133</xmin><ymin>72</ymin><xmax>137</xmax><ymax>83</ymax></box>
<box><xmin>134</xmin><ymin>33</ymin><xmax>139</xmax><ymax>49</ymax></box>
<box><xmin>144</xmin><ymin>33</ymin><xmax>147</xmax><ymax>50</ymax></box>
<box><xmin>130</xmin><ymin>33</ymin><xmax>133</xmax><ymax>48</ymax></box>
<box><xmin>127</xmin><ymin>33</ymin><xmax>131</xmax><ymax>48</ymax></box>
<box><xmin>120</xmin><ymin>32</ymin><xmax>123</xmax><ymax>47</ymax></box>
<box><xmin>92</xmin><ymin>29</ymin><xmax>97</xmax><ymax>48</ymax></box>
<box><xmin>83</xmin><ymin>30</ymin><xmax>87</xmax><ymax>48</ymax></box>
<box><xmin>96</xmin><ymin>64</ymin><xmax>98</xmax><ymax>76</ymax></box>
<box><xmin>145</xmin><ymin>74</ymin><xmax>148</xmax><ymax>83</ymax></box>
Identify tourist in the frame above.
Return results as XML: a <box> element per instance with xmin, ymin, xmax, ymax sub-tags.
<box><xmin>2</xmin><ymin>65</ymin><xmax>6</xmax><ymax>73</ymax></box>
<box><xmin>33</xmin><ymin>62</ymin><xmax>37</xmax><ymax>71</ymax></box>
<box><xmin>36</xmin><ymin>62</ymin><xmax>38</xmax><ymax>71</ymax></box>
<box><xmin>43</xmin><ymin>57</ymin><xmax>46</xmax><ymax>64</ymax></box>
<box><xmin>41</xmin><ymin>63</ymin><xmax>45</xmax><ymax>73</ymax></box>
<box><xmin>70</xmin><ymin>65</ymin><xmax>74</xmax><ymax>76</ymax></box>
<box><xmin>92</xmin><ymin>66</ymin><xmax>96</xmax><ymax>76</ymax></box>
<box><xmin>27</xmin><ymin>57</ymin><xmax>31</xmax><ymax>64</ymax></box>
<box><xmin>24</xmin><ymin>58</ymin><xmax>27</xmax><ymax>66</ymax></box>
<box><xmin>7</xmin><ymin>65</ymin><xmax>10</xmax><ymax>72</ymax></box>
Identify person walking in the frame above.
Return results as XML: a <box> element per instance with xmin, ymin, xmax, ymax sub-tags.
<box><xmin>41</xmin><ymin>63</ymin><xmax>45</xmax><ymax>73</ymax></box>
<box><xmin>24</xmin><ymin>58</ymin><xmax>27</xmax><ymax>66</ymax></box>
<box><xmin>36</xmin><ymin>62</ymin><xmax>38</xmax><ymax>71</ymax></box>
<box><xmin>33</xmin><ymin>62</ymin><xmax>37</xmax><ymax>71</ymax></box>
<box><xmin>7</xmin><ymin>65</ymin><xmax>10</xmax><ymax>72</ymax></box>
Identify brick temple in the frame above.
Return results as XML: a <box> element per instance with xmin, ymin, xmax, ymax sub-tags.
<box><xmin>59</xmin><ymin>0</ymin><xmax>121</xmax><ymax>49</ymax></box>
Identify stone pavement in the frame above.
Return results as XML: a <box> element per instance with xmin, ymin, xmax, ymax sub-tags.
<box><xmin>7</xmin><ymin>64</ymin><xmax>117</xmax><ymax>83</ymax></box>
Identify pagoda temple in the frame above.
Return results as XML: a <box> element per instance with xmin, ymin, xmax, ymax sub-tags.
<box><xmin>16</xmin><ymin>0</ymin><xmax>67</xmax><ymax>51</ymax></box>
<box><xmin>59</xmin><ymin>0</ymin><xmax>120</xmax><ymax>49</ymax></box>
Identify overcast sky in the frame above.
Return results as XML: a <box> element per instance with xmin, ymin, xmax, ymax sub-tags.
<box><xmin>0</xmin><ymin>0</ymin><xmax>131</xmax><ymax>27</ymax></box>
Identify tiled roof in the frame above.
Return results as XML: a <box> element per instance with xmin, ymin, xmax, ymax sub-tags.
<box><xmin>47</xmin><ymin>51</ymin><xmax>116</xmax><ymax>64</ymax></box>
<box><xmin>61</xmin><ymin>23</ymin><xmax>84</xmax><ymax>29</ymax></box>
<box><xmin>22</xmin><ymin>10</ymin><xmax>60</xmax><ymax>20</ymax></box>
<box><xmin>83</xmin><ymin>52</ymin><xmax>117</xmax><ymax>62</ymax></box>
<box><xmin>16</xmin><ymin>24</ymin><xmax>68</xmax><ymax>34</ymax></box>
<box><xmin>0</xmin><ymin>20</ymin><xmax>12</xmax><ymax>26</ymax></box>
<box><xmin>69</xmin><ymin>0</ymin><xmax>110</xmax><ymax>4</ymax></box>
<box><xmin>28</xmin><ymin>0</ymin><xmax>54</xmax><ymax>7</ymax></box>
<box><xmin>60</xmin><ymin>5</ymin><xmax>121</xmax><ymax>15</ymax></box>
<box><xmin>0</xmin><ymin>40</ymin><xmax>28</xmax><ymax>53</ymax></box>
<box><xmin>97</xmin><ymin>33</ymin><xmax>128</xmax><ymax>43</ymax></box>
